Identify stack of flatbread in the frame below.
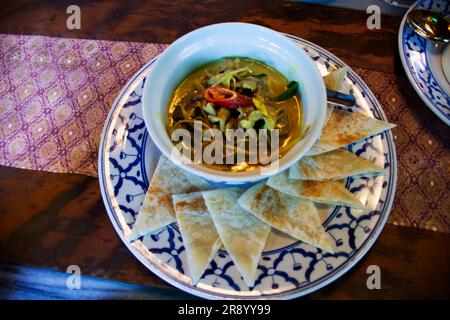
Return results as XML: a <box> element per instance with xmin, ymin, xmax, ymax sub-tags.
<box><xmin>129</xmin><ymin>67</ymin><xmax>395</xmax><ymax>288</ymax></box>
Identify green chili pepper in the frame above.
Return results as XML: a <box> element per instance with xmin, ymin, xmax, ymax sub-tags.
<box><xmin>253</xmin><ymin>73</ymin><xmax>267</xmax><ymax>78</ymax></box>
<box><xmin>274</xmin><ymin>81</ymin><xmax>299</xmax><ymax>102</ymax></box>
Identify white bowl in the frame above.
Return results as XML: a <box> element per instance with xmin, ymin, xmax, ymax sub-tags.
<box><xmin>142</xmin><ymin>22</ymin><xmax>326</xmax><ymax>185</ymax></box>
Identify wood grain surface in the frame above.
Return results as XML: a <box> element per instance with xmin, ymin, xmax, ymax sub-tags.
<box><xmin>0</xmin><ymin>0</ymin><xmax>400</xmax><ymax>72</ymax></box>
<box><xmin>0</xmin><ymin>0</ymin><xmax>449</xmax><ymax>299</ymax></box>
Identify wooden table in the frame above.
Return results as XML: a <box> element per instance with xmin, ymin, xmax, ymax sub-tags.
<box><xmin>0</xmin><ymin>0</ymin><xmax>449</xmax><ymax>299</ymax></box>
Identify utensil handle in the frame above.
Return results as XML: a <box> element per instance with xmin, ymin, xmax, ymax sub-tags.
<box><xmin>326</xmin><ymin>89</ymin><xmax>356</xmax><ymax>107</ymax></box>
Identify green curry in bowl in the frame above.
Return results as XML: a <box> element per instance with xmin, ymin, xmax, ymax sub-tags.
<box><xmin>167</xmin><ymin>57</ymin><xmax>303</xmax><ymax>172</ymax></box>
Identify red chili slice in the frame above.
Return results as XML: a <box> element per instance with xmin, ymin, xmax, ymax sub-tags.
<box><xmin>204</xmin><ymin>86</ymin><xmax>252</xmax><ymax>108</ymax></box>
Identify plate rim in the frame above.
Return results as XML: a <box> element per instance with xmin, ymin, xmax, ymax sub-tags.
<box><xmin>98</xmin><ymin>34</ymin><xmax>398</xmax><ymax>300</ymax></box>
<box><xmin>398</xmin><ymin>0</ymin><xmax>450</xmax><ymax>125</ymax></box>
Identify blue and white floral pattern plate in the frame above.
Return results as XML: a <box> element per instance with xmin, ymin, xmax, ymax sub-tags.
<box><xmin>399</xmin><ymin>0</ymin><xmax>450</xmax><ymax>125</ymax></box>
<box><xmin>98</xmin><ymin>35</ymin><xmax>397</xmax><ymax>299</ymax></box>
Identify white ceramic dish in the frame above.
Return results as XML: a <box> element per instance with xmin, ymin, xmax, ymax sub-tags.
<box><xmin>142</xmin><ymin>22</ymin><xmax>327</xmax><ymax>184</ymax></box>
<box><xmin>441</xmin><ymin>42</ymin><xmax>450</xmax><ymax>84</ymax></box>
<box><xmin>398</xmin><ymin>0</ymin><xmax>450</xmax><ymax>125</ymax></box>
<box><xmin>98</xmin><ymin>34</ymin><xmax>397</xmax><ymax>299</ymax></box>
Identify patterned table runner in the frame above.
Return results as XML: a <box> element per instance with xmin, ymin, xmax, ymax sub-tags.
<box><xmin>0</xmin><ymin>34</ymin><xmax>449</xmax><ymax>233</ymax></box>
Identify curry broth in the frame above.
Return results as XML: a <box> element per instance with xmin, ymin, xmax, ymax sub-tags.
<box><xmin>167</xmin><ymin>58</ymin><xmax>302</xmax><ymax>172</ymax></box>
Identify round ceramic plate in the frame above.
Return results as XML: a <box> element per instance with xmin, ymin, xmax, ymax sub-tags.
<box><xmin>98</xmin><ymin>35</ymin><xmax>397</xmax><ymax>299</ymax></box>
<box><xmin>398</xmin><ymin>0</ymin><xmax>450</xmax><ymax>125</ymax></box>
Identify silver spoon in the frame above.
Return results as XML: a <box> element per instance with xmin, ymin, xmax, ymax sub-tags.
<box><xmin>406</xmin><ymin>9</ymin><xmax>450</xmax><ymax>43</ymax></box>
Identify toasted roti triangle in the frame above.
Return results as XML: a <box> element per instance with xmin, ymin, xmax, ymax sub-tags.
<box><xmin>289</xmin><ymin>149</ymin><xmax>386</xmax><ymax>181</ymax></box>
<box><xmin>173</xmin><ymin>192</ymin><xmax>222</xmax><ymax>285</ymax></box>
<box><xmin>308</xmin><ymin>109</ymin><xmax>395</xmax><ymax>156</ymax></box>
<box><xmin>202</xmin><ymin>189</ymin><xmax>271</xmax><ymax>287</ymax></box>
<box><xmin>323</xmin><ymin>66</ymin><xmax>348</xmax><ymax>91</ymax></box>
<box><xmin>130</xmin><ymin>156</ymin><xmax>211</xmax><ymax>241</ymax></box>
<box><xmin>324</xmin><ymin>105</ymin><xmax>334</xmax><ymax>127</ymax></box>
<box><xmin>267</xmin><ymin>171</ymin><xmax>365</xmax><ymax>209</ymax></box>
<box><xmin>323</xmin><ymin>67</ymin><xmax>348</xmax><ymax>126</ymax></box>
<box><xmin>239</xmin><ymin>183</ymin><xmax>335</xmax><ymax>253</ymax></box>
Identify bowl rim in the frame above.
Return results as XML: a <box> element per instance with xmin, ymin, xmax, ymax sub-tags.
<box><xmin>142</xmin><ymin>22</ymin><xmax>327</xmax><ymax>183</ymax></box>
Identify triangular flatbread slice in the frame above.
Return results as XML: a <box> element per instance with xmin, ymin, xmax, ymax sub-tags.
<box><xmin>130</xmin><ymin>156</ymin><xmax>211</xmax><ymax>241</ymax></box>
<box><xmin>308</xmin><ymin>109</ymin><xmax>395</xmax><ymax>156</ymax></box>
<box><xmin>324</xmin><ymin>105</ymin><xmax>334</xmax><ymax>127</ymax></box>
<box><xmin>323</xmin><ymin>66</ymin><xmax>348</xmax><ymax>91</ymax></box>
<box><xmin>323</xmin><ymin>66</ymin><xmax>348</xmax><ymax>126</ymax></box>
<box><xmin>173</xmin><ymin>192</ymin><xmax>222</xmax><ymax>285</ymax></box>
<box><xmin>267</xmin><ymin>171</ymin><xmax>365</xmax><ymax>209</ymax></box>
<box><xmin>202</xmin><ymin>188</ymin><xmax>271</xmax><ymax>287</ymax></box>
<box><xmin>289</xmin><ymin>149</ymin><xmax>386</xmax><ymax>181</ymax></box>
<box><xmin>238</xmin><ymin>183</ymin><xmax>334</xmax><ymax>253</ymax></box>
